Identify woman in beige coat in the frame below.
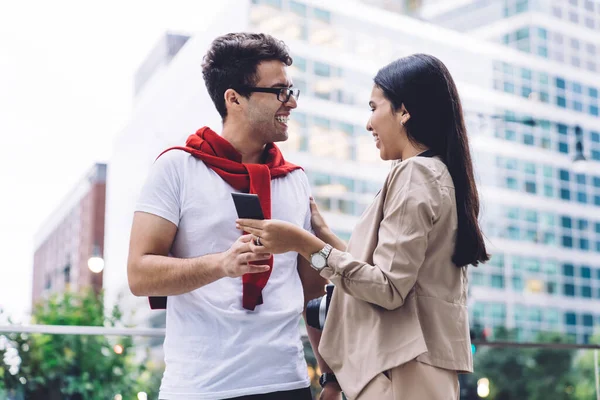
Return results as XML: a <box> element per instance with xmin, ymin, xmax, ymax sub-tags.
<box><xmin>237</xmin><ymin>54</ymin><xmax>489</xmax><ymax>400</ymax></box>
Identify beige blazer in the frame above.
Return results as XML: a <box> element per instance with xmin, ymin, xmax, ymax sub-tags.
<box><xmin>318</xmin><ymin>156</ymin><xmax>472</xmax><ymax>400</ymax></box>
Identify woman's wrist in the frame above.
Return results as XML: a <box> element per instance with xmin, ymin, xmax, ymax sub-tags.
<box><xmin>324</xmin><ymin>382</ymin><xmax>342</xmax><ymax>392</ymax></box>
<box><xmin>297</xmin><ymin>229</ymin><xmax>327</xmax><ymax>261</ymax></box>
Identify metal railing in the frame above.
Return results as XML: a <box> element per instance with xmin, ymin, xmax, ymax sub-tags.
<box><xmin>1</xmin><ymin>324</ymin><xmax>599</xmax><ymax>400</ymax></box>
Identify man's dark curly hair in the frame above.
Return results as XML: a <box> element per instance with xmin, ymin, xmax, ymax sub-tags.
<box><xmin>202</xmin><ymin>32</ymin><xmax>293</xmax><ymax>120</ymax></box>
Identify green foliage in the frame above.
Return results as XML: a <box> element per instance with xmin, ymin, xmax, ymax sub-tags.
<box><xmin>0</xmin><ymin>288</ymin><xmax>163</xmax><ymax>400</ymax></box>
<box><xmin>571</xmin><ymin>334</ymin><xmax>600</xmax><ymax>400</ymax></box>
<box><xmin>472</xmin><ymin>328</ymin><xmax>578</xmax><ymax>400</ymax></box>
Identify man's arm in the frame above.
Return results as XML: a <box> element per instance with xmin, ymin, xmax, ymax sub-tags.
<box><xmin>127</xmin><ymin>211</ymin><xmax>271</xmax><ymax>296</ymax></box>
<box><xmin>297</xmin><ymin>256</ymin><xmax>342</xmax><ymax>393</ymax></box>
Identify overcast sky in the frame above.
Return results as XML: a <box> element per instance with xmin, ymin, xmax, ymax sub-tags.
<box><xmin>0</xmin><ymin>0</ymin><xmax>221</xmax><ymax>321</ymax></box>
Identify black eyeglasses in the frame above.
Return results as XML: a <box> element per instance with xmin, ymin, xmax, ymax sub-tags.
<box><xmin>242</xmin><ymin>87</ymin><xmax>300</xmax><ymax>103</ymax></box>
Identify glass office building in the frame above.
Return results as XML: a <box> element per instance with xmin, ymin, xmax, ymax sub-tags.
<box><xmin>104</xmin><ymin>0</ymin><xmax>600</xmax><ymax>344</ymax></box>
<box><xmin>418</xmin><ymin>0</ymin><xmax>600</xmax><ymax>343</ymax></box>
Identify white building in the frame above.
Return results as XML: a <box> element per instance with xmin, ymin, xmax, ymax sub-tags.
<box><xmin>416</xmin><ymin>0</ymin><xmax>600</xmax><ymax>343</ymax></box>
<box><xmin>104</xmin><ymin>0</ymin><xmax>600</xmax><ymax>344</ymax></box>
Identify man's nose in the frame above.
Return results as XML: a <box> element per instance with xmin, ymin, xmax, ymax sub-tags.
<box><xmin>285</xmin><ymin>94</ymin><xmax>298</xmax><ymax>109</ymax></box>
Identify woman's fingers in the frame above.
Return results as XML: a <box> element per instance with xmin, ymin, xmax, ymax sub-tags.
<box><xmin>236</xmin><ymin>219</ymin><xmax>264</xmax><ymax>229</ymax></box>
<box><xmin>237</xmin><ymin>225</ymin><xmax>262</xmax><ymax>236</ymax></box>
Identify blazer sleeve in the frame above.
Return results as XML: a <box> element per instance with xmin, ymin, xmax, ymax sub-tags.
<box><xmin>321</xmin><ymin>162</ymin><xmax>439</xmax><ymax>310</ymax></box>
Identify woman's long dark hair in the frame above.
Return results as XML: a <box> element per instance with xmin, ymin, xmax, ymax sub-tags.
<box><xmin>374</xmin><ymin>54</ymin><xmax>489</xmax><ymax>267</ymax></box>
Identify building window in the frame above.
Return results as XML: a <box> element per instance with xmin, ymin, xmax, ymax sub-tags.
<box><xmin>537</xmin><ymin>47</ymin><xmax>548</xmax><ymax>58</ymax></box>
<box><xmin>491</xmin><ymin>275</ymin><xmax>505</xmax><ymax>289</ymax></box>
<box><xmin>512</xmin><ymin>276</ymin><xmax>524</xmax><ymax>291</ymax></box>
<box><xmin>581</xmin><ymin>266</ymin><xmax>591</xmax><ymax>278</ymax></box>
<box><xmin>515</xmin><ymin>0</ymin><xmax>529</xmax><ymax>13</ymax></box>
<box><xmin>471</xmin><ymin>272</ymin><xmax>485</xmax><ymax>286</ymax></box>
<box><xmin>293</xmin><ymin>56</ymin><xmax>307</xmax><ymax>72</ymax></box>
<box><xmin>313</xmin><ymin>7</ymin><xmax>331</xmax><ymax>23</ymax></box>
<box><xmin>580</xmin><ymin>239</ymin><xmax>590</xmax><ymax>250</ymax></box>
<box><xmin>565</xmin><ymin>312</ymin><xmax>577</xmax><ymax>325</ymax></box>
<box><xmin>564</xmin><ymin>284</ymin><xmax>576</xmax><ymax>296</ymax></box>
<box><xmin>263</xmin><ymin>0</ymin><xmax>282</xmax><ymax>8</ymax></box>
<box><xmin>525</xmin><ymin>181</ymin><xmax>537</xmax><ymax>194</ymax></box>
<box><xmin>584</xmin><ymin>0</ymin><xmax>594</xmax><ymax>11</ymax></box>
<box><xmin>562</xmin><ymin>236</ymin><xmax>573</xmax><ymax>248</ymax></box>
<box><xmin>505</xmin><ymin>129</ymin><xmax>517</xmax><ymax>141</ymax></box>
<box><xmin>64</xmin><ymin>264</ymin><xmax>71</xmax><ymax>284</ymax></box>
<box><xmin>563</xmin><ymin>264</ymin><xmax>575</xmax><ymax>276</ymax></box>
<box><xmin>581</xmin><ymin>286</ymin><xmax>592</xmax><ymax>298</ymax></box>
<box><xmin>558</xmin><ymin>124</ymin><xmax>568</xmax><ymax>135</ymax></box>
<box><xmin>314</xmin><ymin>62</ymin><xmax>331</xmax><ymax>77</ymax></box>
<box><xmin>289</xmin><ymin>1</ymin><xmax>307</xmax><ymax>16</ymax></box>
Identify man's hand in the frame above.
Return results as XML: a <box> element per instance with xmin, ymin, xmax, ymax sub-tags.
<box><xmin>319</xmin><ymin>383</ymin><xmax>343</xmax><ymax>400</ymax></box>
<box><xmin>219</xmin><ymin>234</ymin><xmax>272</xmax><ymax>278</ymax></box>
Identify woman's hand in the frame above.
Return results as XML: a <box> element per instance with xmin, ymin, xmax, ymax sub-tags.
<box><xmin>310</xmin><ymin>197</ymin><xmax>330</xmax><ymax>239</ymax></box>
<box><xmin>236</xmin><ymin>219</ymin><xmax>305</xmax><ymax>255</ymax></box>
<box><xmin>319</xmin><ymin>384</ymin><xmax>343</xmax><ymax>400</ymax></box>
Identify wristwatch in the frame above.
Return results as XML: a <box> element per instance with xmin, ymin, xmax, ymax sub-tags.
<box><xmin>319</xmin><ymin>372</ymin><xmax>338</xmax><ymax>388</ymax></box>
<box><xmin>310</xmin><ymin>244</ymin><xmax>333</xmax><ymax>271</ymax></box>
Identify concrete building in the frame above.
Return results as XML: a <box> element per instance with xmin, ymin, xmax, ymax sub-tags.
<box><xmin>32</xmin><ymin>163</ymin><xmax>107</xmax><ymax>306</ymax></box>
<box><xmin>103</xmin><ymin>0</ymin><xmax>600</xmax><ymax>344</ymax></box>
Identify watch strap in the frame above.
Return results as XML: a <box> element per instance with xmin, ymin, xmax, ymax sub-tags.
<box><xmin>319</xmin><ymin>372</ymin><xmax>337</xmax><ymax>388</ymax></box>
<box><xmin>320</xmin><ymin>244</ymin><xmax>333</xmax><ymax>259</ymax></box>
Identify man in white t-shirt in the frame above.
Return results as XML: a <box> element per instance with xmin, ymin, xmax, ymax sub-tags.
<box><xmin>127</xmin><ymin>33</ymin><xmax>337</xmax><ymax>400</ymax></box>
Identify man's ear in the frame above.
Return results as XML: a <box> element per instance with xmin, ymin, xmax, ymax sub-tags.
<box><xmin>224</xmin><ymin>88</ymin><xmax>242</xmax><ymax>110</ymax></box>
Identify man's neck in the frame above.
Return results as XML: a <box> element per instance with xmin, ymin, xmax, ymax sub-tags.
<box><xmin>221</xmin><ymin>121</ymin><xmax>266</xmax><ymax>164</ymax></box>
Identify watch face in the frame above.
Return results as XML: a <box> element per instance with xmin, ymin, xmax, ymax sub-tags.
<box><xmin>319</xmin><ymin>374</ymin><xmax>326</xmax><ymax>387</ymax></box>
<box><xmin>311</xmin><ymin>254</ymin><xmax>326</xmax><ymax>269</ymax></box>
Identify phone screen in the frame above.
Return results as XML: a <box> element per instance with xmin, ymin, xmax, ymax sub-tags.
<box><xmin>231</xmin><ymin>193</ymin><xmax>265</xmax><ymax>220</ymax></box>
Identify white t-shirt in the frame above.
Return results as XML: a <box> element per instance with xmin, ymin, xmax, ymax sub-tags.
<box><xmin>135</xmin><ymin>149</ymin><xmax>312</xmax><ymax>400</ymax></box>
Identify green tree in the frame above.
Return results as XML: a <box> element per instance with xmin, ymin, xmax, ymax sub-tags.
<box><xmin>473</xmin><ymin>328</ymin><xmax>576</xmax><ymax>400</ymax></box>
<box><xmin>572</xmin><ymin>334</ymin><xmax>600</xmax><ymax>400</ymax></box>
<box><xmin>0</xmin><ymin>288</ymin><xmax>163</xmax><ymax>400</ymax></box>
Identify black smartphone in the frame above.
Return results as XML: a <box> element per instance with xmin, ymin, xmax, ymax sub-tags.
<box><xmin>231</xmin><ymin>193</ymin><xmax>265</xmax><ymax>220</ymax></box>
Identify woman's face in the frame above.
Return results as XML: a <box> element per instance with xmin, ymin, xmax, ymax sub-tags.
<box><xmin>366</xmin><ymin>85</ymin><xmax>409</xmax><ymax>161</ymax></box>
